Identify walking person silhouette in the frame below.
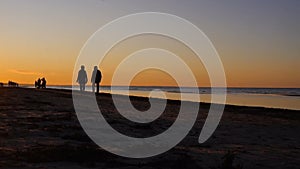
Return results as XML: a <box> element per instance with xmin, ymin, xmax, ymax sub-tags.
<box><xmin>76</xmin><ymin>65</ymin><xmax>88</xmax><ymax>91</ymax></box>
<box><xmin>91</xmin><ymin>66</ymin><xmax>102</xmax><ymax>94</ymax></box>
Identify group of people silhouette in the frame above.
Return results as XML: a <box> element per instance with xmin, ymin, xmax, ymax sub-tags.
<box><xmin>8</xmin><ymin>81</ymin><xmax>19</xmax><ymax>87</ymax></box>
<box><xmin>0</xmin><ymin>81</ymin><xmax>19</xmax><ymax>87</ymax></box>
<box><xmin>35</xmin><ymin>77</ymin><xmax>47</xmax><ymax>89</ymax></box>
<box><xmin>76</xmin><ymin>65</ymin><xmax>102</xmax><ymax>93</ymax></box>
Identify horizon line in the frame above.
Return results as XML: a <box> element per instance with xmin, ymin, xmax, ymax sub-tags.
<box><xmin>15</xmin><ymin>84</ymin><xmax>300</xmax><ymax>89</ymax></box>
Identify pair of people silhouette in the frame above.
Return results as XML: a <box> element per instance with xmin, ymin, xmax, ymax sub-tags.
<box><xmin>35</xmin><ymin>78</ymin><xmax>46</xmax><ymax>89</ymax></box>
<box><xmin>76</xmin><ymin>65</ymin><xmax>102</xmax><ymax>93</ymax></box>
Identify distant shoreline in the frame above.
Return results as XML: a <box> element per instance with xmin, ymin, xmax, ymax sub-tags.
<box><xmin>6</xmin><ymin>86</ymin><xmax>299</xmax><ymax>111</ymax></box>
<box><xmin>15</xmin><ymin>85</ymin><xmax>300</xmax><ymax>110</ymax></box>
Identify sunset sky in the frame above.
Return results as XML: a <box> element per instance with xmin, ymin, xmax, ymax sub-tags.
<box><xmin>1</xmin><ymin>0</ymin><xmax>299</xmax><ymax>87</ymax></box>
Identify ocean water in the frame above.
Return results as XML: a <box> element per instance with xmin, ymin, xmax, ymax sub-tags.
<box><xmin>25</xmin><ymin>85</ymin><xmax>300</xmax><ymax>110</ymax></box>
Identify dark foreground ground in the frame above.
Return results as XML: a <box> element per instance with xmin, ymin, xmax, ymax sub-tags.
<box><xmin>0</xmin><ymin>87</ymin><xmax>299</xmax><ymax>169</ymax></box>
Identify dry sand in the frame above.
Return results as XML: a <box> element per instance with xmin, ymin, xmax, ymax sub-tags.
<box><xmin>0</xmin><ymin>87</ymin><xmax>299</xmax><ymax>169</ymax></box>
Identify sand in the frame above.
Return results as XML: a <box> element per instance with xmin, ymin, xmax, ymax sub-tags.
<box><xmin>0</xmin><ymin>87</ymin><xmax>299</xmax><ymax>169</ymax></box>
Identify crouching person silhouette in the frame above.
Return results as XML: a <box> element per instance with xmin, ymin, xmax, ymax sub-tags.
<box><xmin>76</xmin><ymin>65</ymin><xmax>88</xmax><ymax>91</ymax></box>
<box><xmin>91</xmin><ymin>66</ymin><xmax>102</xmax><ymax>94</ymax></box>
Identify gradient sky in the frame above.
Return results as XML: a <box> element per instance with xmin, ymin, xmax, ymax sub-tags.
<box><xmin>0</xmin><ymin>0</ymin><xmax>299</xmax><ymax>87</ymax></box>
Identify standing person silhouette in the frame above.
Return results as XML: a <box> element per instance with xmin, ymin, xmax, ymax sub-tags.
<box><xmin>76</xmin><ymin>65</ymin><xmax>88</xmax><ymax>91</ymax></box>
<box><xmin>91</xmin><ymin>66</ymin><xmax>102</xmax><ymax>94</ymax></box>
<box><xmin>41</xmin><ymin>77</ymin><xmax>47</xmax><ymax>88</ymax></box>
<box><xmin>37</xmin><ymin>78</ymin><xmax>41</xmax><ymax>89</ymax></box>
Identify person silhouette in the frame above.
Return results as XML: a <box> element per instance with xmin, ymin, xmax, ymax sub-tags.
<box><xmin>37</xmin><ymin>78</ymin><xmax>41</xmax><ymax>89</ymax></box>
<box><xmin>34</xmin><ymin>80</ymin><xmax>38</xmax><ymax>88</ymax></box>
<box><xmin>41</xmin><ymin>77</ymin><xmax>47</xmax><ymax>88</ymax></box>
<box><xmin>76</xmin><ymin>65</ymin><xmax>88</xmax><ymax>91</ymax></box>
<box><xmin>91</xmin><ymin>66</ymin><xmax>102</xmax><ymax>94</ymax></box>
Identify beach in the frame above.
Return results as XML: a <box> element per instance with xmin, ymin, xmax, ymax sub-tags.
<box><xmin>0</xmin><ymin>87</ymin><xmax>299</xmax><ymax>169</ymax></box>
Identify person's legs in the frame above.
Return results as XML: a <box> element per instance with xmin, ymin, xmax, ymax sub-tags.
<box><xmin>80</xmin><ymin>84</ymin><xmax>83</xmax><ymax>91</ymax></box>
<box><xmin>92</xmin><ymin>83</ymin><xmax>95</xmax><ymax>92</ymax></box>
<box><xmin>82</xmin><ymin>84</ymin><xmax>85</xmax><ymax>91</ymax></box>
<box><xmin>96</xmin><ymin>82</ymin><xmax>99</xmax><ymax>94</ymax></box>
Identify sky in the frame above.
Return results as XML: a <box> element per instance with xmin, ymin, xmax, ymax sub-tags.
<box><xmin>0</xmin><ymin>0</ymin><xmax>299</xmax><ymax>87</ymax></box>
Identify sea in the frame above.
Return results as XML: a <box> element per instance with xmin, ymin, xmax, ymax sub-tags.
<box><xmin>23</xmin><ymin>85</ymin><xmax>300</xmax><ymax>110</ymax></box>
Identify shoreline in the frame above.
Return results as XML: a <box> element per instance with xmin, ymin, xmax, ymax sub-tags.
<box><xmin>20</xmin><ymin>86</ymin><xmax>300</xmax><ymax>111</ymax></box>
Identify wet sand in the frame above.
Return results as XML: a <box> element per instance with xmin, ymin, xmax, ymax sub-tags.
<box><xmin>0</xmin><ymin>87</ymin><xmax>299</xmax><ymax>169</ymax></box>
